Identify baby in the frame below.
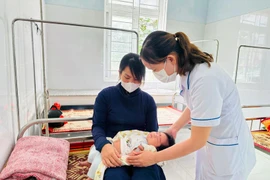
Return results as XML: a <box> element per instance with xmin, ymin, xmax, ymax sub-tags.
<box><xmin>80</xmin><ymin>130</ymin><xmax>175</xmax><ymax>180</ymax></box>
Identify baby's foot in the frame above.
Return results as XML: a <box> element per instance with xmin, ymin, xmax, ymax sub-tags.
<box><xmin>79</xmin><ymin>161</ymin><xmax>91</xmax><ymax>168</ymax></box>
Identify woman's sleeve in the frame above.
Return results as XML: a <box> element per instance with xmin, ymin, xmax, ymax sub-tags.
<box><xmin>92</xmin><ymin>90</ymin><xmax>111</xmax><ymax>152</ymax></box>
<box><xmin>145</xmin><ymin>96</ymin><xmax>158</xmax><ymax>132</ymax></box>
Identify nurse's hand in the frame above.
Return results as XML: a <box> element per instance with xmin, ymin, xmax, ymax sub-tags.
<box><xmin>127</xmin><ymin>151</ymin><xmax>156</xmax><ymax>167</ymax></box>
<box><xmin>166</xmin><ymin>127</ymin><xmax>178</xmax><ymax>139</ymax></box>
<box><xmin>101</xmin><ymin>144</ymin><xmax>122</xmax><ymax>167</ymax></box>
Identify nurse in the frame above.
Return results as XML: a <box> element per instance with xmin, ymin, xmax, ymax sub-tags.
<box><xmin>127</xmin><ymin>31</ymin><xmax>256</xmax><ymax>179</ymax></box>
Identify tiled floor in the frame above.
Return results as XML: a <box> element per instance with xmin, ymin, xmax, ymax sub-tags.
<box><xmin>160</xmin><ymin>126</ymin><xmax>270</xmax><ymax>180</ymax></box>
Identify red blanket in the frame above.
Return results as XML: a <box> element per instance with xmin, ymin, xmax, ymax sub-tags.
<box><xmin>0</xmin><ymin>136</ymin><xmax>70</xmax><ymax>180</ymax></box>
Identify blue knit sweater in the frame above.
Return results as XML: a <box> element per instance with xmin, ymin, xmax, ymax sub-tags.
<box><xmin>92</xmin><ymin>83</ymin><xmax>158</xmax><ymax>152</ymax></box>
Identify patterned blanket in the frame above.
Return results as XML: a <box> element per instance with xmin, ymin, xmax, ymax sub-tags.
<box><xmin>252</xmin><ymin>131</ymin><xmax>270</xmax><ymax>152</ymax></box>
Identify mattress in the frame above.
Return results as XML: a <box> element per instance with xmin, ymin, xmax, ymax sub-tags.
<box><xmin>43</xmin><ymin>106</ymin><xmax>182</xmax><ymax>133</ymax></box>
<box><xmin>251</xmin><ymin>131</ymin><xmax>270</xmax><ymax>153</ymax></box>
<box><xmin>61</xmin><ymin>106</ymin><xmax>181</xmax><ymax>125</ymax></box>
<box><xmin>157</xmin><ymin>106</ymin><xmax>182</xmax><ymax>126</ymax></box>
<box><xmin>42</xmin><ymin>120</ymin><xmax>92</xmax><ymax>133</ymax></box>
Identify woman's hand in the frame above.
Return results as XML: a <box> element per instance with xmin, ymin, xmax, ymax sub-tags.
<box><xmin>101</xmin><ymin>144</ymin><xmax>122</xmax><ymax>167</ymax></box>
<box><xmin>127</xmin><ymin>151</ymin><xmax>157</xmax><ymax>167</ymax></box>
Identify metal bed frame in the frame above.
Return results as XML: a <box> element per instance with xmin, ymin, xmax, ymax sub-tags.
<box><xmin>16</xmin><ymin>104</ymin><xmax>270</xmax><ymax>135</ymax></box>
<box><xmin>234</xmin><ymin>44</ymin><xmax>270</xmax><ymax>84</ymax></box>
<box><xmin>17</xmin><ymin>117</ymin><xmax>93</xmax><ymax>141</ymax></box>
<box><xmin>233</xmin><ymin>44</ymin><xmax>270</xmax><ymax>129</ymax></box>
<box><xmin>242</xmin><ymin>104</ymin><xmax>270</xmax><ymax>131</ymax></box>
<box><xmin>11</xmin><ymin>18</ymin><xmax>139</xmax><ymax>133</ymax></box>
<box><xmin>191</xmin><ymin>39</ymin><xmax>220</xmax><ymax>63</ymax></box>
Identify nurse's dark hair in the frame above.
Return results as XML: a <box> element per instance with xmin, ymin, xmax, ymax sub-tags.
<box><xmin>140</xmin><ymin>31</ymin><xmax>213</xmax><ymax>76</ymax></box>
<box><xmin>119</xmin><ymin>53</ymin><xmax>145</xmax><ymax>83</ymax></box>
<box><xmin>157</xmin><ymin>132</ymin><xmax>175</xmax><ymax>151</ymax></box>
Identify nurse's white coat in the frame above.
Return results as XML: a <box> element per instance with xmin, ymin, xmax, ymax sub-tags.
<box><xmin>179</xmin><ymin>63</ymin><xmax>256</xmax><ymax>180</ymax></box>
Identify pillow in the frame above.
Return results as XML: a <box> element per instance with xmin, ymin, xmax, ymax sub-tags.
<box><xmin>261</xmin><ymin>118</ymin><xmax>270</xmax><ymax>132</ymax></box>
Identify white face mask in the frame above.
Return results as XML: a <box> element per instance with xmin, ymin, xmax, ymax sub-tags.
<box><xmin>153</xmin><ymin>61</ymin><xmax>177</xmax><ymax>83</ymax></box>
<box><xmin>121</xmin><ymin>81</ymin><xmax>140</xmax><ymax>93</ymax></box>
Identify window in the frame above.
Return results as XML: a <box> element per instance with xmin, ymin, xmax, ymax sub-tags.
<box><xmin>237</xmin><ymin>31</ymin><xmax>266</xmax><ymax>84</ymax></box>
<box><xmin>237</xmin><ymin>48</ymin><xmax>266</xmax><ymax>83</ymax></box>
<box><xmin>104</xmin><ymin>0</ymin><xmax>168</xmax><ymax>81</ymax></box>
<box><xmin>240</xmin><ymin>14</ymin><xmax>268</xmax><ymax>27</ymax></box>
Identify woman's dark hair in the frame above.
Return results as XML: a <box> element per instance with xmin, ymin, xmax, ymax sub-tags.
<box><xmin>140</xmin><ymin>31</ymin><xmax>213</xmax><ymax>75</ymax></box>
<box><xmin>48</xmin><ymin>110</ymin><xmax>64</xmax><ymax>128</ymax></box>
<box><xmin>157</xmin><ymin>132</ymin><xmax>175</xmax><ymax>151</ymax></box>
<box><xmin>119</xmin><ymin>53</ymin><xmax>145</xmax><ymax>83</ymax></box>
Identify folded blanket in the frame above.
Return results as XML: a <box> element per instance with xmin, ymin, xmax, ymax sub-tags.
<box><xmin>261</xmin><ymin>118</ymin><xmax>270</xmax><ymax>132</ymax></box>
<box><xmin>0</xmin><ymin>136</ymin><xmax>70</xmax><ymax>180</ymax></box>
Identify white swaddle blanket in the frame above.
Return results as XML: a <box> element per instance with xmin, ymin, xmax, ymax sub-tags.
<box><xmin>91</xmin><ymin>130</ymin><xmax>158</xmax><ymax>180</ymax></box>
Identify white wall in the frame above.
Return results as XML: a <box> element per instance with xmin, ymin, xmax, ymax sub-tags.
<box><xmin>204</xmin><ymin>7</ymin><xmax>270</xmax><ymax>106</ymax></box>
<box><xmin>44</xmin><ymin>0</ymin><xmax>270</xmax><ymax>108</ymax></box>
<box><xmin>0</xmin><ymin>0</ymin><xmax>14</xmax><ymax>171</ymax></box>
<box><xmin>0</xmin><ymin>0</ymin><xmax>43</xmax><ymax>170</ymax></box>
<box><xmin>44</xmin><ymin>0</ymin><xmax>209</xmax><ymax>93</ymax></box>
<box><xmin>167</xmin><ymin>20</ymin><xmax>205</xmax><ymax>41</ymax></box>
<box><xmin>44</xmin><ymin>4</ymin><xmax>111</xmax><ymax>90</ymax></box>
<box><xmin>166</xmin><ymin>0</ymin><xmax>210</xmax><ymax>55</ymax></box>
<box><xmin>166</xmin><ymin>0</ymin><xmax>208</xmax><ymax>41</ymax></box>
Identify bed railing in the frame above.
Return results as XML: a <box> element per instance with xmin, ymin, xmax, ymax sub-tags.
<box><xmin>242</xmin><ymin>104</ymin><xmax>270</xmax><ymax>108</ymax></box>
<box><xmin>234</xmin><ymin>44</ymin><xmax>270</xmax><ymax>83</ymax></box>
<box><xmin>242</xmin><ymin>104</ymin><xmax>270</xmax><ymax>131</ymax></box>
<box><xmin>17</xmin><ymin>117</ymin><xmax>93</xmax><ymax>141</ymax></box>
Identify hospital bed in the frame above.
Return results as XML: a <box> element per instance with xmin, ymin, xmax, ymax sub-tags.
<box><xmin>41</xmin><ymin>104</ymin><xmax>182</xmax><ymax>137</ymax></box>
<box><xmin>2</xmin><ymin>107</ymin><xmax>268</xmax><ymax>180</ymax></box>
<box><xmin>1</xmin><ymin>108</ymin><xmax>182</xmax><ymax>179</ymax></box>
<box><xmin>0</xmin><ymin>117</ymin><xmax>94</xmax><ymax>179</ymax></box>
<box><xmin>242</xmin><ymin>105</ymin><xmax>270</xmax><ymax>153</ymax></box>
<box><xmin>234</xmin><ymin>44</ymin><xmax>270</xmax><ymax>153</ymax></box>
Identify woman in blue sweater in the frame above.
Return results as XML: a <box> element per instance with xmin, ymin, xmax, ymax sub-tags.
<box><xmin>92</xmin><ymin>53</ymin><xmax>165</xmax><ymax>180</ymax></box>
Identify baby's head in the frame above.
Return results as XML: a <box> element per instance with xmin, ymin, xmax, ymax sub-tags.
<box><xmin>146</xmin><ymin>131</ymin><xmax>175</xmax><ymax>151</ymax></box>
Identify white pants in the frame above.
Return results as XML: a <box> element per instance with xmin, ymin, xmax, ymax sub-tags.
<box><xmin>87</xmin><ymin>146</ymin><xmax>102</xmax><ymax>179</ymax></box>
<box><xmin>196</xmin><ymin>169</ymin><xmax>250</xmax><ymax>180</ymax></box>
<box><xmin>195</xmin><ymin>146</ymin><xmax>254</xmax><ymax>180</ymax></box>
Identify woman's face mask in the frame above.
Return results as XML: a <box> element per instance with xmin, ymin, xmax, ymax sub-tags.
<box><xmin>120</xmin><ymin>66</ymin><xmax>141</xmax><ymax>93</ymax></box>
<box><xmin>153</xmin><ymin>60</ymin><xmax>177</xmax><ymax>83</ymax></box>
<box><xmin>121</xmin><ymin>81</ymin><xmax>140</xmax><ymax>93</ymax></box>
